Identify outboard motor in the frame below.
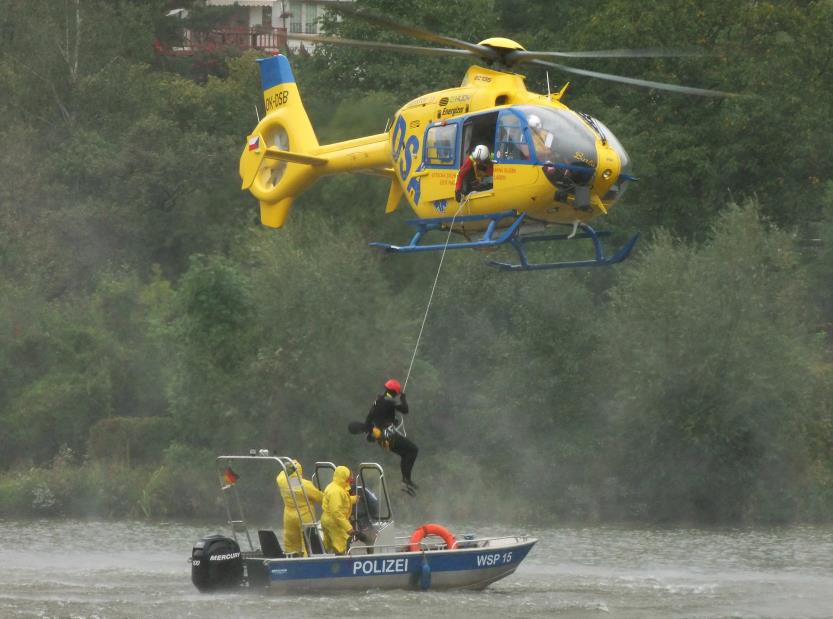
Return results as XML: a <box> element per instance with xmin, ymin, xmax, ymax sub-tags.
<box><xmin>191</xmin><ymin>534</ymin><xmax>243</xmax><ymax>592</ymax></box>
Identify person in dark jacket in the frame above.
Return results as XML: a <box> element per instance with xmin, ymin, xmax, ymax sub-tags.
<box><xmin>365</xmin><ymin>378</ymin><xmax>419</xmax><ymax>495</ymax></box>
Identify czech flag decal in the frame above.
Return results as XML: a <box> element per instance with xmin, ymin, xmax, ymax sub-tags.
<box><xmin>247</xmin><ymin>135</ymin><xmax>260</xmax><ymax>151</ymax></box>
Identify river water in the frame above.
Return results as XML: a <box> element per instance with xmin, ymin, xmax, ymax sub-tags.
<box><xmin>1</xmin><ymin>520</ymin><xmax>831</xmax><ymax>618</ymax></box>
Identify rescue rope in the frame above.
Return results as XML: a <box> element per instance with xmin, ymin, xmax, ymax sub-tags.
<box><xmin>403</xmin><ymin>198</ymin><xmax>466</xmax><ymax>393</ymax></box>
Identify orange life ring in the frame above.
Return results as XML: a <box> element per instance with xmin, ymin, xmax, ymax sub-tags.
<box><xmin>408</xmin><ymin>523</ymin><xmax>457</xmax><ymax>552</ymax></box>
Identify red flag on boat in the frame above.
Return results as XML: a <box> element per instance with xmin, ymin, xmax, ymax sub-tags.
<box><xmin>222</xmin><ymin>466</ymin><xmax>239</xmax><ymax>488</ymax></box>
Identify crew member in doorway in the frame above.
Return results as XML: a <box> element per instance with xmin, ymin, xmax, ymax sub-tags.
<box><xmin>455</xmin><ymin>144</ymin><xmax>494</xmax><ymax>202</ymax></box>
<box><xmin>321</xmin><ymin>465</ymin><xmax>358</xmax><ymax>555</ymax></box>
<box><xmin>276</xmin><ymin>459</ymin><xmax>322</xmax><ymax>556</ymax></box>
<box><xmin>365</xmin><ymin>378</ymin><xmax>419</xmax><ymax>495</ymax></box>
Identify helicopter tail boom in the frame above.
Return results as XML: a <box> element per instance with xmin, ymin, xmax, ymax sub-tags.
<box><xmin>240</xmin><ymin>54</ymin><xmax>392</xmax><ymax>228</ymax></box>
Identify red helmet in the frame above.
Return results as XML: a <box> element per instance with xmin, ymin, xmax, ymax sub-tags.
<box><xmin>384</xmin><ymin>378</ymin><xmax>402</xmax><ymax>395</ymax></box>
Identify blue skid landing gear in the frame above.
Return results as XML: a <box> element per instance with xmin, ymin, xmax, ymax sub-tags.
<box><xmin>489</xmin><ymin>223</ymin><xmax>640</xmax><ymax>272</ymax></box>
<box><xmin>369</xmin><ymin>210</ymin><xmax>525</xmax><ymax>253</ymax></box>
<box><xmin>368</xmin><ymin>210</ymin><xmax>639</xmax><ymax>272</ymax></box>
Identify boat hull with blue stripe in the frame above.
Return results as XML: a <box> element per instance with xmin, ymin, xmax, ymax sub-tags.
<box><xmin>190</xmin><ymin>455</ymin><xmax>536</xmax><ymax>594</ymax></box>
<box><xmin>246</xmin><ymin>535</ymin><xmax>535</xmax><ymax>592</ymax></box>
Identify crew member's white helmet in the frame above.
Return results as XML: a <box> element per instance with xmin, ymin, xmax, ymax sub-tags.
<box><xmin>527</xmin><ymin>114</ymin><xmax>542</xmax><ymax>130</ymax></box>
<box><xmin>471</xmin><ymin>144</ymin><xmax>490</xmax><ymax>161</ymax></box>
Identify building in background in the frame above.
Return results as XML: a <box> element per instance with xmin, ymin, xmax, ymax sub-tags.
<box><xmin>203</xmin><ymin>0</ymin><xmax>350</xmax><ymax>52</ymax></box>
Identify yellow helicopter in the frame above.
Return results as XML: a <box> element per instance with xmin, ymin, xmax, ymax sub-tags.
<box><xmin>239</xmin><ymin>8</ymin><xmax>732</xmax><ymax>271</ymax></box>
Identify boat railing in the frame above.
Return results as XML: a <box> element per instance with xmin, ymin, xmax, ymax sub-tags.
<box><xmin>346</xmin><ymin>542</ymin><xmax>410</xmax><ymax>555</ymax></box>
<box><xmin>344</xmin><ymin>534</ymin><xmax>530</xmax><ymax>555</ymax></box>
<box><xmin>216</xmin><ymin>454</ymin><xmax>325</xmax><ymax>555</ymax></box>
<box><xmin>392</xmin><ymin>534</ymin><xmax>531</xmax><ymax>550</ymax></box>
<box><xmin>216</xmin><ymin>454</ymin><xmax>399</xmax><ymax>558</ymax></box>
<box><xmin>239</xmin><ymin>532</ymin><xmax>534</xmax><ymax>559</ymax></box>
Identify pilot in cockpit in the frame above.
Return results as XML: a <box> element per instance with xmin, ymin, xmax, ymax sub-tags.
<box><xmin>523</xmin><ymin>114</ymin><xmax>556</xmax><ymax>162</ymax></box>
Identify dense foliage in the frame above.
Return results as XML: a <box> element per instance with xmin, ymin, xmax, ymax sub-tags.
<box><xmin>1</xmin><ymin>0</ymin><xmax>832</xmax><ymax>525</ymax></box>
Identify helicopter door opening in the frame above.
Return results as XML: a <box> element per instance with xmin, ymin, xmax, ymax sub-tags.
<box><xmin>461</xmin><ymin>111</ymin><xmax>499</xmax><ymax>160</ymax></box>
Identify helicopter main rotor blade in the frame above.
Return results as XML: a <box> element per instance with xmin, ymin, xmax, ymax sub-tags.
<box><xmin>328</xmin><ymin>4</ymin><xmax>498</xmax><ymax>61</ymax></box>
<box><xmin>288</xmin><ymin>33</ymin><xmax>480</xmax><ymax>60</ymax></box>
<box><xmin>507</xmin><ymin>48</ymin><xmax>708</xmax><ymax>62</ymax></box>
<box><xmin>530</xmin><ymin>59</ymin><xmax>737</xmax><ymax>97</ymax></box>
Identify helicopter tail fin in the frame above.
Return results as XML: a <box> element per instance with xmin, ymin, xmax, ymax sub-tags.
<box><xmin>239</xmin><ymin>54</ymin><xmax>321</xmax><ymax>228</ymax></box>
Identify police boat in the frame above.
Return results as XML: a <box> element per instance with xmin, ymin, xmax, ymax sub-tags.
<box><xmin>190</xmin><ymin>454</ymin><xmax>536</xmax><ymax>593</ymax></box>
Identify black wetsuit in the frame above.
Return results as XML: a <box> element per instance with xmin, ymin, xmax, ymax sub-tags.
<box><xmin>365</xmin><ymin>393</ymin><xmax>418</xmax><ymax>485</ymax></box>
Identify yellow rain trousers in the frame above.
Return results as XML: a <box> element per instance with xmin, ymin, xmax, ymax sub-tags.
<box><xmin>276</xmin><ymin>465</ymin><xmax>323</xmax><ymax>556</ymax></box>
<box><xmin>321</xmin><ymin>465</ymin><xmax>356</xmax><ymax>555</ymax></box>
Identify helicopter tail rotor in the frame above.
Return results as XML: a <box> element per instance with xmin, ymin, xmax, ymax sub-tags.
<box><xmin>240</xmin><ymin>54</ymin><xmax>395</xmax><ymax>227</ymax></box>
<box><xmin>240</xmin><ymin>54</ymin><xmax>322</xmax><ymax>228</ymax></box>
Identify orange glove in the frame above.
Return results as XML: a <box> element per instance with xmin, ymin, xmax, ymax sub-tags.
<box><xmin>371</xmin><ymin>427</ymin><xmax>382</xmax><ymax>440</ymax></box>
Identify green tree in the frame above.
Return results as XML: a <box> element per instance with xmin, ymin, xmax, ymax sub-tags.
<box><xmin>0</xmin><ymin>0</ymin><xmax>163</xmax><ymax>126</ymax></box>
<box><xmin>307</xmin><ymin>0</ymin><xmax>500</xmax><ymax>104</ymax></box>
<box><xmin>597</xmin><ymin>201</ymin><xmax>833</xmax><ymax>522</ymax></box>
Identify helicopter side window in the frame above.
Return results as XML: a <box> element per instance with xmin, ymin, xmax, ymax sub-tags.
<box><xmin>425</xmin><ymin>123</ymin><xmax>458</xmax><ymax>167</ymax></box>
<box><xmin>495</xmin><ymin>111</ymin><xmax>530</xmax><ymax>163</ymax></box>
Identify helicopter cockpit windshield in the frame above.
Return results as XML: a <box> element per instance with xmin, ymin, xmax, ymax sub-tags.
<box><xmin>515</xmin><ymin>105</ymin><xmax>598</xmax><ymax>169</ymax></box>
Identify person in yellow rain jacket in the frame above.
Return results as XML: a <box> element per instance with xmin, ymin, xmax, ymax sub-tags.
<box><xmin>320</xmin><ymin>465</ymin><xmax>358</xmax><ymax>555</ymax></box>
<box><xmin>276</xmin><ymin>460</ymin><xmax>323</xmax><ymax>556</ymax></box>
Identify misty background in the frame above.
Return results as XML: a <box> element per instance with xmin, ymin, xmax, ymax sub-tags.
<box><xmin>1</xmin><ymin>0</ymin><xmax>832</xmax><ymax>527</ymax></box>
